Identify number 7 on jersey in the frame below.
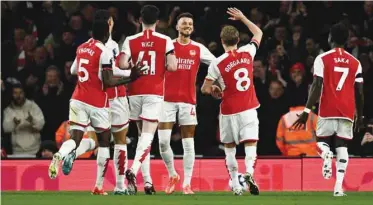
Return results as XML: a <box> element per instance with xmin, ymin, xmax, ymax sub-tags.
<box><xmin>137</xmin><ymin>51</ymin><xmax>156</xmax><ymax>75</ymax></box>
<box><xmin>334</xmin><ymin>66</ymin><xmax>348</xmax><ymax>91</ymax></box>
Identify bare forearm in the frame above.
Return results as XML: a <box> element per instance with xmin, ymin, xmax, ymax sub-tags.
<box><xmin>241</xmin><ymin>17</ymin><xmax>263</xmax><ymax>41</ymax></box>
<box><xmin>355</xmin><ymin>83</ymin><xmax>364</xmax><ymax>118</ymax></box>
<box><xmin>305</xmin><ymin>77</ymin><xmax>323</xmax><ymax>110</ymax></box>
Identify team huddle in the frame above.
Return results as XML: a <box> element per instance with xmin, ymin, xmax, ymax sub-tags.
<box><xmin>48</xmin><ymin>5</ymin><xmax>364</xmax><ymax>197</ymax></box>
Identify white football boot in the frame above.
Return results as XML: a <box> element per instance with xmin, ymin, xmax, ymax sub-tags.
<box><xmin>48</xmin><ymin>153</ymin><xmax>62</xmax><ymax>179</ymax></box>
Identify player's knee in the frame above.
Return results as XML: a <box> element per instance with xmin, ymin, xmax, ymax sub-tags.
<box><xmin>181</xmin><ymin>125</ymin><xmax>195</xmax><ymax>138</ymax></box>
<box><xmin>96</xmin><ymin>130</ymin><xmax>111</xmax><ymax>147</ymax></box>
<box><xmin>159</xmin><ymin>137</ymin><xmax>170</xmax><ymax>152</ymax></box>
<box><xmin>335</xmin><ymin>137</ymin><xmax>348</xmax><ymax>148</ymax></box>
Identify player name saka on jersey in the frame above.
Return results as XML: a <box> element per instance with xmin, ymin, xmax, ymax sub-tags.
<box><xmin>224</xmin><ymin>58</ymin><xmax>251</xmax><ymax>72</ymax></box>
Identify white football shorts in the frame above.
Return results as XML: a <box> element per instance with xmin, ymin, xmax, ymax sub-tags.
<box><xmin>159</xmin><ymin>101</ymin><xmax>197</xmax><ymax>125</ymax></box>
<box><xmin>219</xmin><ymin>109</ymin><xmax>259</xmax><ymax>145</ymax></box>
<box><xmin>316</xmin><ymin>118</ymin><xmax>353</xmax><ymax>140</ymax></box>
<box><xmin>128</xmin><ymin>95</ymin><xmax>163</xmax><ymax>122</ymax></box>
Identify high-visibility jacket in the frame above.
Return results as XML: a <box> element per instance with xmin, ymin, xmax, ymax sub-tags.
<box><xmin>276</xmin><ymin>106</ymin><xmax>318</xmax><ymax>156</ymax></box>
<box><xmin>55</xmin><ymin>121</ymin><xmax>96</xmax><ymax>158</ymax></box>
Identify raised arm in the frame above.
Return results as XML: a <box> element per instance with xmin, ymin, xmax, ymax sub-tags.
<box><xmin>227</xmin><ymin>8</ymin><xmax>263</xmax><ymax>46</ymax></box>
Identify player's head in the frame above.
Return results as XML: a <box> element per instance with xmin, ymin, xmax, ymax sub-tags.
<box><xmin>94</xmin><ymin>9</ymin><xmax>114</xmax><ymax>34</ymax></box>
<box><xmin>140</xmin><ymin>5</ymin><xmax>160</xmax><ymax>26</ymax></box>
<box><xmin>176</xmin><ymin>12</ymin><xmax>194</xmax><ymax>37</ymax></box>
<box><xmin>330</xmin><ymin>23</ymin><xmax>349</xmax><ymax>47</ymax></box>
<box><xmin>220</xmin><ymin>25</ymin><xmax>239</xmax><ymax>48</ymax></box>
<box><xmin>92</xmin><ymin>19</ymin><xmax>110</xmax><ymax>43</ymax></box>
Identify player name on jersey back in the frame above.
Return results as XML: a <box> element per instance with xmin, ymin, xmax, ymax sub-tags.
<box><xmin>71</xmin><ymin>38</ymin><xmax>112</xmax><ymax>108</ymax></box>
<box><xmin>121</xmin><ymin>30</ymin><xmax>174</xmax><ymax>96</ymax></box>
<box><xmin>164</xmin><ymin>40</ymin><xmax>215</xmax><ymax>104</ymax></box>
<box><xmin>313</xmin><ymin>48</ymin><xmax>363</xmax><ymax>121</ymax></box>
<box><xmin>206</xmin><ymin>42</ymin><xmax>260</xmax><ymax>115</ymax></box>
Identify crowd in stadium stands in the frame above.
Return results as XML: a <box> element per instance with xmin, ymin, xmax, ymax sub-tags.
<box><xmin>1</xmin><ymin>1</ymin><xmax>373</xmax><ymax>158</ymax></box>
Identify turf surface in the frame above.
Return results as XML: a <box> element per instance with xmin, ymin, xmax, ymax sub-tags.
<box><xmin>2</xmin><ymin>192</ymin><xmax>373</xmax><ymax>205</ymax></box>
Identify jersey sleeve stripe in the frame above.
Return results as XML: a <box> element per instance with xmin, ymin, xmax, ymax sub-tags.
<box><xmin>356</xmin><ymin>73</ymin><xmax>363</xmax><ymax>79</ymax></box>
<box><xmin>250</xmin><ymin>39</ymin><xmax>260</xmax><ymax>49</ymax></box>
<box><xmin>102</xmin><ymin>64</ymin><xmax>112</xmax><ymax>71</ymax></box>
<box><xmin>166</xmin><ymin>49</ymin><xmax>175</xmax><ymax>55</ymax></box>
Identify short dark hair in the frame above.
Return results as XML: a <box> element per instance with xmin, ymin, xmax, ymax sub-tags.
<box><xmin>94</xmin><ymin>9</ymin><xmax>110</xmax><ymax>22</ymax></box>
<box><xmin>176</xmin><ymin>12</ymin><xmax>194</xmax><ymax>22</ymax></box>
<box><xmin>12</xmin><ymin>83</ymin><xmax>24</xmax><ymax>91</ymax></box>
<box><xmin>220</xmin><ymin>25</ymin><xmax>239</xmax><ymax>46</ymax></box>
<box><xmin>92</xmin><ymin>20</ymin><xmax>109</xmax><ymax>41</ymax></box>
<box><xmin>140</xmin><ymin>5</ymin><xmax>160</xmax><ymax>25</ymax></box>
<box><xmin>330</xmin><ymin>23</ymin><xmax>349</xmax><ymax>46</ymax></box>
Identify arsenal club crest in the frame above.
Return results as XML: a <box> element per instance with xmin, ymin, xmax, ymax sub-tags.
<box><xmin>190</xmin><ymin>50</ymin><xmax>196</xmax><ymax>56</ymax></box>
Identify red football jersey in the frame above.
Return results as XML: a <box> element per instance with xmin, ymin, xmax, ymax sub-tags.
<box><xmin>121</xmin><ymin>30</ymin><xmax>174</xmax><ymax>96</ymax></box>
<box><xmin>105</xmin><ymin>37</ymin><xmax>126</xmax><ymax>99</ymax></box>
<box><xmin>206</xmin><ymin>41</ymin><xmax>260</xmax><ymax>115</ymax></box>
<box><xmin>71</xmin><ymin>38</ymin><xmax>112</xmax><ymax>108</ymax></box>
<box><xmin>164</xmin><ymin>40</ymin><xmax>215</xmax><ymax>104</ymax></box>
<box><xmin>313</xmin><ymin>48</ymin><xmax>363</xmax><ymax>121</ymax></box>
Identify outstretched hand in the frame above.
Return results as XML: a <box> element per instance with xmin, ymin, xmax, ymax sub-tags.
<box><xmin>227</xmin><ymin>7</ymin><xmax>246</xmax><ymax>21</ymax></box>
<box><xmin>129</xmin><ymin>62</ymin><xmax>149</xmax><ymax>81</ymax></box>
<box><xmin>291</xmin><ymin>112</ymin><xmax>309</xmax><ymax>130</ymax></box>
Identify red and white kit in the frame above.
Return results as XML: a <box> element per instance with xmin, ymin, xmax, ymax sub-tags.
<box><xmin>69</xmin><ymin>38</ymin><xmax>113</xmax><ymax>132</ymax></box>
<box><xmin>105</xmin><ymin>36</ymin><xmax>130</xmax><ymax>132</ymax></box>
<box><xmin>206</xmin><ymin>41</ymin><xmax>260</xmax><ymax>144</ymax></box>
<box><xmin>313</xmin><ymin>48</ymin><xmax>363</xmax><ymax>140</ymax></box>
<box><xmin>160</xmin><ymin>39</ymin><xmax>215</xmax><ymax>125</ymax></box>
<box><xmin>121</xmin><ymin>29</ymin><xmax>174</xmax><ymax>122</ymax></box>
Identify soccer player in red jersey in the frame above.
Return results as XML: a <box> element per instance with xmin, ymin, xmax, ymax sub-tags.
<box><xmin>201</xmin><ymin>8</ymin><xmax>262</xmax><ymax>196</ymax></box>
<box><xmin>293</xmin><ymin>23</ymin><xmax>364</xmax><ymax>196</ymax></box>
<box><xmin>48</xmin><ymin>15</ymin><xmax>144</xmax><ymax>186</ymax></box>
<box><xmin>147</xmin><ymin>12</ymin><xmax>215</xmax><ymax>195</ymax></box>
<box><xmin>118</xmin><ymin>5</ymin><xmax>178</xmax><ymax>195</ymax></box>
<box><xmin>61</xmin><ymin>10</ymin><xmax>136</xmax><ymax>195</ymax></box>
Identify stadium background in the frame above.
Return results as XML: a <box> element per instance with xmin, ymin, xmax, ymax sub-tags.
<box><xmin>1</xmin><ymin>0</ymin><xmax>373</xmax><ymax>192</ymax></box>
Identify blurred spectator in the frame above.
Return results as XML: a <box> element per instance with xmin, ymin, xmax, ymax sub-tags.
<box><xmin>360</xmin><ymin>118</ymin><xmax>373</xmax><ymax>156</ymax></box>
<box><xmin>54</xmin><ymin>26</ymin><xmax>77</xmax><ymax>66</ymax></box>
<box><xmin>286</xmin><ymin>63</ymin><xmax>308</xmax><ymax>106</ymax></box>
<box><xmin>36</xmin><ymin>65</ymin><xmax>69</xmax><ymax>142</ymax></box>
<box><xmin>2</xmin><ymin>84</ymin><xmax>45</xmax><ymax>156</ymax></box>
<box><xmin>253</xmin><ymin>58</ymin><xmax>271</xmax><ymax>103</ymax></box>
<box><xmin>156</xmin><ymin>18</ymin><xmax>177</xmax><ymax>39</ymax></box>
<box><xmin>36</xmin><ymin>140</ymin><xmax>58</xmax><ymax>158</ymax></box>
<box><xmin>55</xmin><ymin>121</ymin><xmax>96</xmax><ymax>158</ymax></box>
<box><xmin>63</xmin><ymin>60</ymin><xmax>77</xmax><ymax>95</ymax></box>
<box><xmin>69</xmin><ymin>12</ymin><xmax>89</xmax><ymax>45</ymax></box>
<box><xmin>257</xmin><ymin>80</ymin><xmax>289</xmax><ymax>155</ymax></box>
<box><xmin>276</xmin><ymin>106</ymin><xmax>318</xmax><ymax>156</ymax></box>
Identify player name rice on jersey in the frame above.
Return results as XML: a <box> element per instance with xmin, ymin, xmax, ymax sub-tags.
<box><xmin>121</xmin><ymin>30</ymin><xmax>174</xmax><ymax>96</ymax></box>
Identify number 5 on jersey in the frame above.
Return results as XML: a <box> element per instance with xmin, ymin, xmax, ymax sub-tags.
<box><xmin>234</xmin><ymin>68</ymin><xmax>251</xmax><ymax>91</ymax></box>
<box><xmin>78</xmin><ymin>58</ymin><xmax>89</xmax><ymax>82</ymax></box>
<box><xmin>137</xmin><ymin>51</ymin><xmax>156</xmax><ymax>75</ymax></box>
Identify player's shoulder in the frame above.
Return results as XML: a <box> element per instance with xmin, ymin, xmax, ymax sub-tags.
<box><xmin>316</xmin><ymin>49</ymin><xmax>336</xmax><ymax>59</ymax></box>
<box><xmin>105</xmin><ymin>37</ymin><xmax>118</xmax><ymax>48</ymax></box>
<box><xmin>343</xmin><ymin>50</ymin><xmax>360</xmax><ymax>64</ymax></box>
<box><xmin>190</xmin><ymin>40</ymin><xmax>208</xmax><ymax>50</ymax></box>
<box><xmin>125</xmin><ymin>32</ymin><xmax>144</xmax><ymax>41</ymax></box>
<box><xmin>213</xmin><ymin>53</ymin><xmax>230</xmax><ymax>66</ymax></box>
<box><xmin>152</xmin><ymin>31</ymin><xmax>172</xmax><ymax>41</ymax></box>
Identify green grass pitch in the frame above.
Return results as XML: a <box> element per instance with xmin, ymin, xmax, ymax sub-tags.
<box><xmin>2</xmin><ymin>192</ymin><xmax>373</xmax><ymax>205</ymax></box>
